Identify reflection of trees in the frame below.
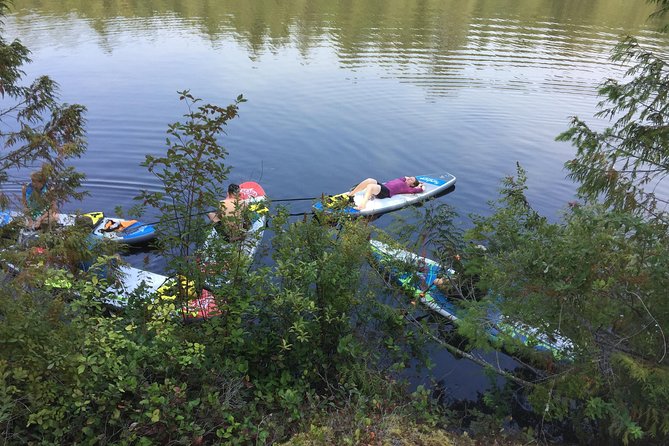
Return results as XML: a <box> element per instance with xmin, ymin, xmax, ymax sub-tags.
<box><xmin>10</xmin><ymin>0</ymin><xmax>659</xmax><ymax>54</ymax></box>
<box><xmin>7</xmin><ymin>0</ymin><xmax>662</xmax><ymax>95</ymax></box>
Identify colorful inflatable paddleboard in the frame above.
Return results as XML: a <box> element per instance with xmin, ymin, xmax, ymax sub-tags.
<box><xmin>184</xmin><ymin>181</ymin><xmax>267</xmax><ymax>318</ymax></box>
<box><xmin>92</xmin><ymin>217</ymin><xmax>156</xmax><ymax>244</ymax></box>
<box><xmin>369</xmin><ymin>240</ymin><xmax>572</xmax><ymax>360</ymax></box>
<box><xmin>201</xmin><ymin>181</ymin><xmax>267</xmax><ymax>259</ymax></box>
<box><xmin>0</xmin><ymin>210</ymin><xmax>156</xmax><ymax>245</ymax></box>
<box><xmin>106</xmin><ymin>267</ymin><xmax>223</xmax><ymax>321</ymax></box>
<box><xmin>237</xmin><ymin>181</ymin><xmax>268</xmax><ymax>259</ymax></box>
<box><xmin>106</xmin><ymin>181</ymin><xmax>268</xmax><ymax>320</ymax></box>
<box><xmin>313</xmin><ymin>172</ymin><xmax>456</xmax><ymax>216</ymax></box>
<box><xmin>114</xmin><ymin>265</ymin><xmax>170</xmax><ymax>297</ymax></box>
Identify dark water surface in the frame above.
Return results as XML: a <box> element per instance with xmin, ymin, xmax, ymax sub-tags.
<box><xmin>4</xmin><ymin>0</ymin><xmax>669</xmax><ymax>399</ymax></box>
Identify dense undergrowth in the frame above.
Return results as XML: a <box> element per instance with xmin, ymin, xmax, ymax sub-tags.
<box><xmin>3</xmin><ymin>1</ymin><xmax>669</xmax><ymax>444</ymax></box>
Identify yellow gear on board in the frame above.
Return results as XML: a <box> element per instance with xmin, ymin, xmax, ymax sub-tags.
<box><xmin>82</xmin><ymin>211</ymin><xmax>104</xmax><ymax>226</ymax></box>
<box><xmin>324</xmin><ymin>193</ymin><xmax>350</xmax><ymax>209</ymax></box>
<box><xmin>248</xmin><ymin>202</ymin><xmax>269</xmax><ymax>215</ymax></box>
<box><xmin>156</xmin><ymin>276</ymin><xmax>197</xmax><ymax>301</ymax></box>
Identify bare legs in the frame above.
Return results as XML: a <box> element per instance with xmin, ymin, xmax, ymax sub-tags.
<box><xmin>355</xmin><ymin>183</ymin><xmax>381</xmax><ymax>210</ymax></box>
<box><xmin>345</xmin><ymin>178</ymin><xmax>384</xmax><ymax>210</ymax></box>
<box><xmin>348</xmin><ymin>178</ymin><xmax>378</xmax><ymax>195</ymax></box>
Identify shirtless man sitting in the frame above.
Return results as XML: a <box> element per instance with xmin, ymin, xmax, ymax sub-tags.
<box><xmin>207</xmin><ymin>184</ymin><xmax>249</xmax><ymax>241</ymax></box>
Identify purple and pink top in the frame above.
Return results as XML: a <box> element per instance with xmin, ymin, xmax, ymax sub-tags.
<box><xmin>383</xmin><ymin>177</ymin><xmax>423</xmax><ymax>197</ymax></box>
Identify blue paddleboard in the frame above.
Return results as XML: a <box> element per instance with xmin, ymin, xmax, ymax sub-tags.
<box><xmin>314</xmin><ymin>172</ymin><xmax>456</xmax><ymax>216</ymax></box>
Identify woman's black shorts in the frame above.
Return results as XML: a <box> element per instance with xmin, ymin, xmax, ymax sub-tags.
<box><xmin>376</xmin><ymin>182</ymin><xmax>390</xmax><ymax>199</ymax></box>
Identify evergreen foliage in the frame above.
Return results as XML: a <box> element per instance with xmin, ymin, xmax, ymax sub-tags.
<box><xmin>449</xmin><ymin>3</ymin><xmax>669</xmax><ymax>441</ymax></box>
<box><xmin>465</xmin><ymin>166</ymin><xmax>669</xmax><ymax>443</ymax></box>
<box><xmin>558</xmin><ymin>37</ymin><xmax>669</xmax><ymax>221</ymax></box>
<box><xmin>0</xmin><ymin>0</ymin><xmax>86</xmax><ymax>209</ymax></box>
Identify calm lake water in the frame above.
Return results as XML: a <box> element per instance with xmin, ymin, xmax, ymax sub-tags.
<box><xmin>4</xmin><ymin>0</ymin><xmax>669</xmax><ymax>399</ymax></box>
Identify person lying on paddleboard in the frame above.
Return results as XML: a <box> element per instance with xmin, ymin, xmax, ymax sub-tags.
<box><xmin>347</xmin><ymin>176</ymin><xmax>425</xmax><ymax>210</ymax></box>
<box><xmin>207</xmin><ymin>183</ymin><xmax>251</xmax><ymax>241</ymax></box>
<box><xmin>21</xmin><ymin>167</ymin><xmax>59</xmax><ymax>230</ymax></box>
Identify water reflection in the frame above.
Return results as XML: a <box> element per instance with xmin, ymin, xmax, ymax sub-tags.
<box><xmin>7</xmin><ymin>0</ymin><xmax>666</xmax><ymax>97</ymax></box>
<box><xmin>4</xmin><ymin>0</ymin><xmax>668</xmax><ymax>222</ymax></box>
